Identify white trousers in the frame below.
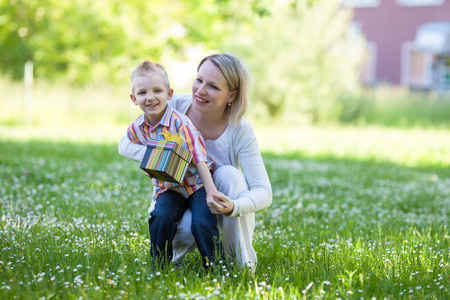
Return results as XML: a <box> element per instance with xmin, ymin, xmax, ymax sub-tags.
<box><xmin>167</xmin><ymin>165</ymin><xmax>257</xmax><ymax>269</ymax></box>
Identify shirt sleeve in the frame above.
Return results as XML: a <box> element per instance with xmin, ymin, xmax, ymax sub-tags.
<box><xmin>228</xmin><ymin>122</ymin><xmax>272</xmax><ymax>217</ymax></box>
<box><xmin>126</xmin><ymin>117</ymin><xmax>147</xmax><ymax>145</ymax></box>
<box><xmin>178</xmin><ymin>121</ymin><xmax>209</xmax><ymax>166</ymax></box>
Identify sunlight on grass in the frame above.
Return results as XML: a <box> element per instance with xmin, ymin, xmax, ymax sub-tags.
<box><xmin>0</xmin><ymin>125</ymin><xmax>127</xmax><ymax>144</ymax></box>
<box><xmin>255</xmin><ymin>126</ymin><xmax>450</xmax><ymax>167</ymax></box>
<box><xmin>2</xmin><ymin>123</ymin><xmax>449</xmax><ymax>168</ymax></box>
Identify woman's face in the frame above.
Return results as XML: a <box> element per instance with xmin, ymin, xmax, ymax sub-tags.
<box><xmin>191</xmin><ymin>60</ymin><xmax>236</xmax><ymax>117</ymax></box>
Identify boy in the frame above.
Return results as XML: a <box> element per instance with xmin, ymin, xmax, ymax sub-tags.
<box><xmin>126</xmin><ymin>60</ymin><xmax>223</xmax><ymax>267</ymax></box>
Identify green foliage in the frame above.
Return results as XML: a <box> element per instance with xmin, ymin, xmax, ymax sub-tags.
<box><xmin>0</xmin><ymin>0</ymin><xmax>258</xmax><ymax>84</ymax></box>
<box><xmin>0</xmin><ymin>0</ymin><xmax>363</xmax><ymax>120</ymax></box>
<box><xmin>0</xmin><ymin>0</ymin><xmax>130</xmax><ymax>83</ymax></box>
<box><xmin>0</xmin><ymin>134</ymin><xmax>449</xmax><ymax>298</ymax></box>
<box><xmin>225</xmin><ymin>0</ymin><xmax>364</xmax><ymax>121</ymax></box>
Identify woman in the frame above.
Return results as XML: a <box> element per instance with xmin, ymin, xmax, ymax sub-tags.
<box><xmin>119</xmin><ymin>52</ymin><xmax>272</xmax><ymax>269</ymax></box>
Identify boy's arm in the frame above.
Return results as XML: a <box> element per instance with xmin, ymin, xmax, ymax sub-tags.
<box><xmin>195</xmin><ymin>161</ymin><xmax>217</xmax><ymax>195</ymax></box>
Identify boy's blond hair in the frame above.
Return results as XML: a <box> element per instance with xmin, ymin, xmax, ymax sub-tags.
<box><xmin>130</xmin><ymin>60</ymin><xmax>171</xmax><ymax>93</ymax></box>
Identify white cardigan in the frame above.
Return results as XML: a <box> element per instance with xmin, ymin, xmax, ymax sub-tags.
<box><xmin>118</xmin><ymin>94</ymin><xmax>272</xmax><ymax>267</ymax></box>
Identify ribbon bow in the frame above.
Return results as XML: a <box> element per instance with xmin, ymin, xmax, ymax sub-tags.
<box><xmin>159</xmin><ymin>127</ymin><xmax>185</xmax><ymax>146</ymax></box>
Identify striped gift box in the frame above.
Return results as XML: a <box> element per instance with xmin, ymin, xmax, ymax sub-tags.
<box><xmin>140</xmin><ymin>139</ymin><xmax>193</xmax><ymax>183</ymax></box>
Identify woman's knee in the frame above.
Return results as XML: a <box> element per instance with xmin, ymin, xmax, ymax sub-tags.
<box><xmin>213</xmin><ymin>165</ymin><xmax>248</xmax><ymax>198</ymax></box>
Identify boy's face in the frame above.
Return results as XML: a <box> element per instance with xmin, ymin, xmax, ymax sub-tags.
<box><xmin>130</xmin><ymin>72</ymin><xmax>173</xmax><ymax>126</ymax></box>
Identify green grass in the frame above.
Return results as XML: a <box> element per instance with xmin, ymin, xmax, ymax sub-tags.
<box><xmin>0</xmin><ymin>125</ymin><xmax>449</xmax><ymax>299</ymax></box>
<box><xmin>336</xmin><ymin>86</ymin><xmax>450</xmax><ymax>128</ymax></box>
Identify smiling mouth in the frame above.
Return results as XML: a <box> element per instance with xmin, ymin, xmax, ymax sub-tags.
<box><xmin>196</xmin><ymin>96</ymin><xmax>208</xmax><ymax>103</ymax></box>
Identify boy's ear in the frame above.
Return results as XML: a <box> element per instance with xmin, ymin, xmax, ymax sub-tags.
<box><xmin>167</xmin><ymin>89</ymin><xmax>174</xmax><ymax>100</ymax></box>
<box><xmin>130</xmin><ymin>94</ymin><xmax>138</xmax><ymax>105</ymax></box>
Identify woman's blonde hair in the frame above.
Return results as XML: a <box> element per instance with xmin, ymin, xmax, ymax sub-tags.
<box><xmin>197</xmin><ymin>52</ymin><xmax>250</xmax><ymax>125</ymax></box>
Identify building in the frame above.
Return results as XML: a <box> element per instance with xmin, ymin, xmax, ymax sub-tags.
<box><xmin>343</xmin><ymin>0</ymin><xmax>450</xmax><ymax>90</ymax></box>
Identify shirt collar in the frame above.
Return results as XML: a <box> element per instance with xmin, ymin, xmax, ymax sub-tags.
<box><xmin>140</xmin><ymin>105</ymin><xmax>173</xmax><ymax>130</ymax></box>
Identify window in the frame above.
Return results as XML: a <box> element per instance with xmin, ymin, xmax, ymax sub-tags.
<box><xmin>341</xmin><ymin>0</ymin><xmax>380</xmax><ymax>7</ymax></box>
<box><xmin>396</xmin><ymin>0</ymin><xmax>444</xmax><ymax>7</ymax></box>
<box><xmin>401</xmin><ymin>42</ymin><xmax>434</xmax><ymax>88</ymax></box>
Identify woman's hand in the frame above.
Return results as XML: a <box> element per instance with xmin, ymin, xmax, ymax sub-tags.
<box><xmin>207</xmin><ymin>191</ymin><xmax>234</xmax><ymax>216</ymax></box>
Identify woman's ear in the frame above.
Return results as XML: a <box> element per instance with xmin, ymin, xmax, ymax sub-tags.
<box><xmin>229</xmin><ymin>90</ymin><xmax>237</xmax><ymax>103</ymax></box>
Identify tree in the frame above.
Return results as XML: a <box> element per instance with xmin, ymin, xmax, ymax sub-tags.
<box><xmin>0</xmin><ymin>0</ymin><xmax>250</xmax><ymax>83</ymax></box>
<box><xmin>224</xmin><ymin>0</ymin><xmax>365</xmax><ymax>122</ymax></box>
<box><xmin>0</xmin><ymin>0</ymin><xmax>364</xmax><ymax>122</ymax></box>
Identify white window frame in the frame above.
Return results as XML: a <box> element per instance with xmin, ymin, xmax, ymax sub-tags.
<box><xmin>341</xmin><ymin>0</ymin><xmax>381</xmax><ymax>8</ymax></box>
<box><xmin>396</xmin><ymin>0</ymin><xmax>444</xmax><ymax>7</ymax></box>
<box><xmin>401</xmin><ymin>41</ymin><xmax>434</xmax><ymax>88</ymax></box>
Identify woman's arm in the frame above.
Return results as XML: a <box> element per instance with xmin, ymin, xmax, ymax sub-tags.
<box><xmin>195</xmin><ymin>161</ymin><xmax>231</xmax><ymax>214</ymax></box>
<box><xmin>118</xmin><ymin>135</ymin><xmax>147</xmax><ymax>162</ymax></box>
<box><xmin>225</xmin><ymin>122</ymin><xmax>272</xmax><ymax>217</ymax></box>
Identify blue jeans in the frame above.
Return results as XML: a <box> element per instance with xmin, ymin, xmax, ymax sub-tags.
<box><xmin>148</xmin><ymin>187</ymin><xmax>223</xmax><ymax>267</ymax></box>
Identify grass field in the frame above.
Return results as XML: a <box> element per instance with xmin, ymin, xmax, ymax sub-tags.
<box><xmin>0</xmin><ymin>124</ymin><xmax>449</xmax><ymax>299</ymax></box>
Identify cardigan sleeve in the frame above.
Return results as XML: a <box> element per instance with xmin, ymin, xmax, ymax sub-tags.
<box><xmin>227</xmin><ymin>121</ymin><xmax>272</xmax><ymax>217</ymax></box>
<box><xmin>118</xmin><ymin>135</ymin><xmax>146</xmax><ymax>162</ymax></box>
